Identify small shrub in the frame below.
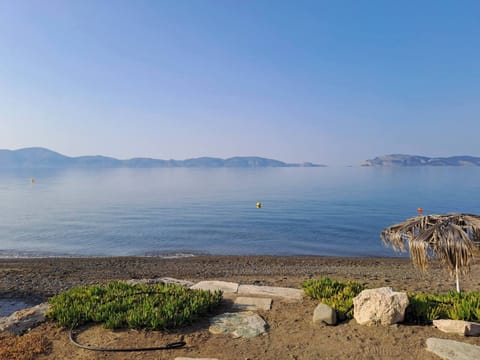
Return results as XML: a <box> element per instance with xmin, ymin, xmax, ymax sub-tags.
<box><xmin>445</xmin><ymin>291</ymin><xmax>480</xmax><ymax>321</ymax></box>
<box><xmin>47</xmin><ymin>281</ymin><xmax>222</xmax><ymax>330</ymax></box>
<box><xmin>405</xmin><ymin>291</ymin><xmax>480</xmax><ymax>324</ymax></box>
<box><xmin>405</xmin><ymin>293</ymin><xmax>447</xmax><ymax>324</ymax></box>
<box><xmin>303</xmin><ymin>277</ymin><xmax>365</xmax><ymax>320</ymax></box>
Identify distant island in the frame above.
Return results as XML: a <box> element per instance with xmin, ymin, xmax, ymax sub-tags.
<box><xmin>0</xmin><ymin>147</ymin><xmax>325</xmax><ymax>168</ymax></box>
<box><xmin>362</xmin><ymin>154</ymin><xmax>480</xmax><ymax>167</ymax></box>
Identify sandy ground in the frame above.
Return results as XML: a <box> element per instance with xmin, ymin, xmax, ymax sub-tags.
<box><xmin>1</xmin><ymin>255</ymin><xmax>480</xmax><ymax>359</ymax></box>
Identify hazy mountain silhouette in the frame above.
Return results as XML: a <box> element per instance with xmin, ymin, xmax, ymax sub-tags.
<box><xmin>0</xmin><ymin>147</ymin><xmax>324</xmax><ymax>168</ymax></box>
<box><xmin>362</xmin><ymin>154</ymin><xmax>480</xmax><ymax>166</ymax></box>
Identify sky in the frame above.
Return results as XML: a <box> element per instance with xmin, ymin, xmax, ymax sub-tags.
<box><xmin>0</xmin><ymin>0</ymin><xmax>479</xmax><ymax>165</ymax></box>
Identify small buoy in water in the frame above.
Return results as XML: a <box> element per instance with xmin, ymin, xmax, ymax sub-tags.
<box><xmin>417</xmin><ymin>207</ymin><xmax>423</xmax><ymax>214</ymax></box>
<box><xmin>31</xmin><ymin>178</ymin><xmax>35</xmax><ymax>184</ymax></box>
<box><xmin>256</xmin><ymin>202</ymin><xmax>262</xmax><ymax>208</ymax></box>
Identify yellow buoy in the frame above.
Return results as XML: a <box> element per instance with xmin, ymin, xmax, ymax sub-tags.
<box><xmin>256</xmin><ymin>202</ymin><xmax>262</xmax><ymax>208</ymax></box>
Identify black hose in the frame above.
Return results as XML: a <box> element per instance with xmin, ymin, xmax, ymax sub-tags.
<box><xmin>69</xmin><ymin>327</ymin><xmax>186</xmax><ymax>352</ymax></box>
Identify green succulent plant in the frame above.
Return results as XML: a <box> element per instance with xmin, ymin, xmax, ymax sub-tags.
<box><xmin>47</xmin><ymin>282</ymin><xmax>222</xmax><ymax>330</ymax></box>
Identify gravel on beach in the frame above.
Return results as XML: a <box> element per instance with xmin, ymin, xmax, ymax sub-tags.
<box><xmin>1</xmin><ymin>255</ymin><xmax>479</xmax><ymax>301</ymax></box>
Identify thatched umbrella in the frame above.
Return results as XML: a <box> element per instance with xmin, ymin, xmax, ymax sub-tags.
<box><xmin>381</xmin><ymin>213</ymin><xmax>480</xmax><ymax>292</ymax></box>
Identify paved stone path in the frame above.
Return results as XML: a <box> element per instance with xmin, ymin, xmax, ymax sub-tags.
<box><xmin>209</xmin><ymin>311</ymin><xmax>267</xmax><ymax>338</ymax></box>
<box><xmin>190</xmin><ymin>281</ymin><xmax>239</xmax><ymax>294</ymax></box>
<box><xmin>189</xmin><ymin>280</ymin><xmax>304</xmax><ymax>301</ymax></box>
<box><xmin>233</xmin><ymin>296</ymin><xmax>272</xmax><ymax>311</ymax></box>
<box><xmin>189</xmin><ymin>280</ymin><xmax>305</xmax><ymax>338</ymax></box>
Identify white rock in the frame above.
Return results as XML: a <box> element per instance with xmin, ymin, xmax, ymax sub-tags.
<box><xmin>209</xmin><ymin>311</ymin><xmax>267</xmax><ymax>338</ymax></box>
<box><xmin>233</xmin><ymin>297</ymin><xmax>272</xmax><ymax>311</ymax></box>
<box><xmin>433</xmin><ymin>319</ymin><xmax>480</xmax><ymax>336</ymax></box>
<box><xmin>353</xmin><ymin>287</ymin><xmax>409</xmax><ymax>326</ymax></box>
<box><xmin>190</xmin><ymin>281</ymin><xmax>239</xmax><ymax>294</ymax></box>
<box><xmin>237</xmin><ymin>285</ymin><xmax>304</xmax><ymax>301</ymax></box>
<box><xmin>0</xmin><ymin>303</ymin><xmax>50</xmax><ymax>335</ymax></box>
<box><xmin>426</xmin><ymin>337</ymin><xmax>480</xmax><ymax>360</ymax></box>
<box><xmin>313</xmin><ymin>303</ymin><xmax>337</xmax><ymax>325</ymax></box>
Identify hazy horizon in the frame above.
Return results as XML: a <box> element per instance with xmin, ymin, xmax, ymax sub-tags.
<box><xmin>3</xmin><ymin>146</ymin><xmax>480</xmax><ymax>167</ymax></box>
<box><xmin>1</xmin><ymin>1</ymin><xmax>479</xmax><ymax>165</ymax></box>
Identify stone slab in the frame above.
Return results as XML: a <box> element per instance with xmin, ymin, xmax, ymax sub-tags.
<box><xmin>209</xmin><ymin>311</ymin><xmax>267</xmax><ymax>338</ymax></box>
<box><xmin>237</xmin><ymin>285</ymin><xmax>303</xmax><ymax>301</ymax></box>
<box><xmin>0</xmin><ymin>303</ymin><xmax>50</xmax><ymax>335</ymax></box>
<box><xmin>158</xmin><ymin>277</ymin><xmax>195</xmax><ymax>287</ymax></box>
<box><xmin>433</xmin><ymin>319</ymin><xmax>480</xmax><ymax>336</ymax></box>
<box><xmin>125</xmin><ymin>278</ymin><xmax>194</xmax><ymax>287</ymax></box>
<box><xmin>190</xmin><ymin>281</ymin><xmax>239</xmax><ymax>294</ymax></box>
<box><xmin>233</xmin><ymin>297</ymin><xmax>272</xmax><ymax>311</ymax></box>
<box><xmin>426</xmin><ymin>337</ymin><xmax>480</xmax><ymax>360</ymax></box>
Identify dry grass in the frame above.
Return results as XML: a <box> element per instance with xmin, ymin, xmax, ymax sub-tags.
<box><xmin>381</xmin><ymin>213</ymin><xmax>480</xmax><ymax>274</ymax></box>
<box><xmin>0</xmin><ymin>332</ymin><xmax>51</xmax><ymax>360</ymax></box>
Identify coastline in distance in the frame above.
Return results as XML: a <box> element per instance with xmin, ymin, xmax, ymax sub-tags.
<box><xmin>362</xmin><ymin>154</ymin><xmax>480</xmax><ymax>167</ymax></box>
<box><xmin>0</xmin><ymin>147</ymin><xmax>325</xmax><ymax>169</ymax></box>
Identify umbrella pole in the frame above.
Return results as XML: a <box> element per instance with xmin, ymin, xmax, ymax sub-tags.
<box><xmin>455</xmin><ymin>263</ymin><xmax>460</xmax><ymax>293</ymax></box>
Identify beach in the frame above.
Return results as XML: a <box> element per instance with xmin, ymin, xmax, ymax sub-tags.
<box><xmin>1</xmin><ymin>255</ymin><xmax>480</xmax><ymax>359</ymax></box>
<box><xmin>2</xmin><ymin>255</ymin><xmax>480</xmax><ymax>299</ymax></box>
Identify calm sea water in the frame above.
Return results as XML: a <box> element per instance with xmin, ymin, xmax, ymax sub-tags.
<box><xmin>0</xmin><ymin>167</ymin><xmax>479</xmax><ymax>258</ymax></box>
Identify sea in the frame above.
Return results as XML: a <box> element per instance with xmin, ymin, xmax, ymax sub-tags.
<box><xmin>0</xmin><ymin>166</ymin><xmax>479</xmax><ymax>258</ymax></box>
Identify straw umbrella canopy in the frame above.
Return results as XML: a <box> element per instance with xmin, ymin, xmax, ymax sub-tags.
<box><xmin>381</xmin><ymin>213</ymin><xmax>480</xmax><ymax>292</ymax></box>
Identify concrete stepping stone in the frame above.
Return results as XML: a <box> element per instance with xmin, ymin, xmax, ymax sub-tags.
<box><xmin>237</xmin><ymin>284</ymin><xmax>304</xmax><ymax>301</ymax></box>
<box><xmin>426</xmin><ymin>337</ymin><xmax>480</xmax><ymax>359</ymax></box>
<box><xmin>209</xmin><ymin>311</ymin><xmax>267</xmax><ymax>338</ymax></box>
<box><xmin>433</xmin><ymin>319</ymin><xmax>480</xmax><ymax>336</ymax></box>
<box><xmin>125</xmin><ymin>277</ymin><xmax>194</xmax><ymax>287</ymax></box>
<box><xmin>0</xmin><ymin>303</ymin><xmax>50</xmax><ymax>335</ymax></box>
<box><xmin>190</xmin><ymin>281</ymin><xmax>239</xmax><ymax>294</ymax></box>
<box><xmin>233</xmin><ymin>297</ymin><xmax>272</xmax><ymax>311</ymax></box>
<box><xmin>158</xmin><ymin>277</ymin><xmax>195</xmax><ymax>287</ymax></box>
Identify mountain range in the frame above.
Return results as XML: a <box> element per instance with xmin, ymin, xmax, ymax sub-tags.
<box><xmin>362</xmin><ymin>154</ymin><xmax>480</xmax><ymax>166</ymax></box>
<box><xmin>0</xmin><ymin>148</ymin><xmax>324</xmax><ymax>168</ymax></box>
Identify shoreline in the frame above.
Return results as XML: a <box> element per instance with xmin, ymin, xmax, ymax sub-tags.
<box><xmin>0</xmin><ymin>250</ymin><xmax>404</xmax><ymax>259</ymax></box>
<box><xmin>1</xmin><ymin>255</ymin><xmax>479</xmax><ymax>300</ymax></box>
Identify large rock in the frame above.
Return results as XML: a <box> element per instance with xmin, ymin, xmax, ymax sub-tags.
<box><xmin>190</xmin><ymin>281</ymin><xmax>239</xmax><ymax>294</ymax></box>
<box><xmin>353</xmin><ymin>287</ymin><xmax>408</xmax><ymax>325</ymax></box>
<box><xmin>426</xmin><ymin>337</ymin><xmax>480</xmax><ymax>359</ymax></box>
<box><xmin>237</xmin><ymin>285</ymin><xmax>304</xmax><ymax>301</ymax></box>
<box><xmin>0</xmin><ymin>303</ymin><xmax>50</xmax><ymax>335</ymax></box>
<box><xmin>433</xmin><ymin>319</ymin><xmax>480</xmax><ymax>336</ymax></box>
<box><xmin>209</xmin><ymin>311</ymin><xmax>267</xmax><ymax>338</ymax></box>
<box><xmin>313</xmin><ymin>303</ymin><xmax>337</xmax><ymax>325</ymax></box>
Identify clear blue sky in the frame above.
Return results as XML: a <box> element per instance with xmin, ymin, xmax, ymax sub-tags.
<box><xmin>1</xmin><ymin>0</ymin><xmax>479</xmax><ymax>165</ymax></box>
